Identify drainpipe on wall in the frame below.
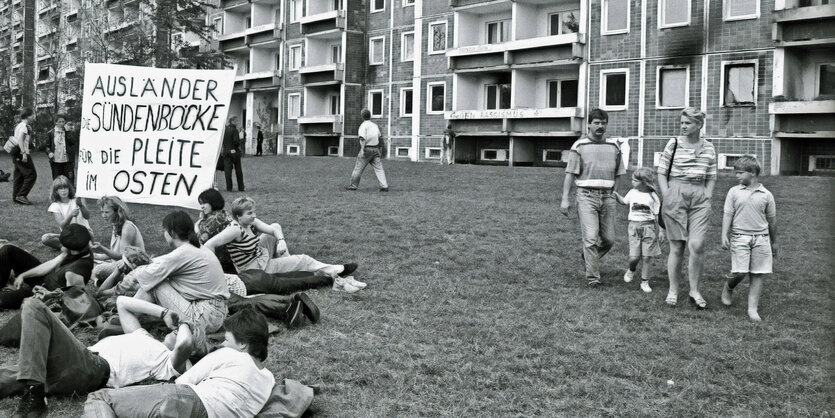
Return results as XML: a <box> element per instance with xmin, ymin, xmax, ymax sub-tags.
<box><xmin>386</xmin><ymin>0</ymin><xmax>394</xmax><ymax>159</ymax></box>
<box><xmin>411</xmin><ymin>0</ymin><xmax>423</xmax><ymax>162</ymax></box>
<box><xmin>638</xmin><ymin>0</ymin><xmax>647</xmax><ymax>168</ymax></box>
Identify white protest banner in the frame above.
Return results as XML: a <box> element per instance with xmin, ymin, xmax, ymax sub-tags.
<box><xmin>77</xmin><ymin>63</ymin><xmax>235</xmax><ymax>209</ymax></box>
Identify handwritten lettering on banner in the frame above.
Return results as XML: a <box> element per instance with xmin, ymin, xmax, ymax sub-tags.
<box><xmin>77</xmin><ymin>63</ymin><xmax>235</xmax><ymax>209</ymax></box>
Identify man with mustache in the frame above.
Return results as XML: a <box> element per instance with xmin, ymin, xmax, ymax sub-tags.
<box><xmin>560</xmin><ymin>108</ymin><xmax>626</xmax><ymax>286</ymax></box>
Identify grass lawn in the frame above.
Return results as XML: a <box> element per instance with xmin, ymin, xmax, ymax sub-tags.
<box><xmin>0</xmin><ymin>153</ymin><xmax>833</xmax><ymax>416</ymax></box>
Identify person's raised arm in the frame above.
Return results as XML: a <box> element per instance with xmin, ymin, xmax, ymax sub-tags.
<box><xmin>203</xmin><ymin>225</ymin><xmax>239</xmax><ymax>252</ymax></box>
<box><xmin>252</xmin><ymin>218</ymin><xmax>283</xmax><ymax>239</ymax></box>
<box><xmin>77</xmin><ymin>198</ymin><xmax>90</xmax><ymax>220</ymax></box>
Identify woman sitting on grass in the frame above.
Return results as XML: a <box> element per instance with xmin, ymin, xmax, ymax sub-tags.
<box><xmin>0</xmin><ymin>224</ymin><xmax>94</xmax><ymax>310</ymax></box>
<box><xmin>204</xmin><ymin>196</ymin><xmax>364</xmax><ymax>293</ymax></box>
<box><xmin>91</xmin><ymin>196</ymin><xmax>146</xmax><ymax>283</ymax></box>
<box><xmin>194</xmin><ymin>188</ymin><xmax>238</xmax><ymax>274</ymax></box>
<box><xmin>41</xmin><ymin>175</ymin><xmax>92</xmax><ymax>250</ymax></box>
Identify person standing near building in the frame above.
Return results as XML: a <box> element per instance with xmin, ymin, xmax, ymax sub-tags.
<box><xmin>223</xmin><ymin>116</ymin><xmax>245</xmax><ymax>192</ymax></box>
<box><xmin>10</xmin><ymin>108</ymin><xmax>37</xmax><ymax>205</ymax></box>
<box><xmin>559</xmin><ymin>108</ymin><xmax>626</xmax><ymax>286</ymax></box>
<box><xmin>346</xmin><ymin>109</ymin><xmax>388</xmax><ymax>192</ymax></box>
<box><xmin>46</xmin><ymin>114</ymin><xmax>75</xmax><ymax>182</ymax></box>
<box><xmin>256</xmin><ymin>126</ymin><xmax>264</xmax><ymax>156</ymax></box>
<box><xmin>441</xmin><ymin>124</ymin><xmax>455</xmax><ymax>165</ymax></box>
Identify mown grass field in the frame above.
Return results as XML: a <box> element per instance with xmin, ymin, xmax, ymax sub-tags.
<box><xmin>0</xmin><ymin>154</ymin><xmax>833</xmax><ymax>416</ymax></box>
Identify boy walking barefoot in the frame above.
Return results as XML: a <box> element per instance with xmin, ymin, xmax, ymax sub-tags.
<box><xmin>613</xmin><ymin>167</ymin><xmax>664</xmax><ymax>293</ymax></box>
<box><xmin>720</xmin><ymin>155</ymin><xmax>777</xmax><ymax>322</ymax></box>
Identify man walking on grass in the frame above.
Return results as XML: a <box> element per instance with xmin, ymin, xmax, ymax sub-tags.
<box><xmin>560</xmin><ymin>108</ymin><xmax>626</xmax><ymax>286</ymax></box>
<box><xmin>222</xmin><ymin>116</ymin><xmax>245</xmax><ymax>192</ymax></box>
<box><xmin>346</xmin><ymin>109</ymin><xmax>388</xmax><ymax>192</ymax></box>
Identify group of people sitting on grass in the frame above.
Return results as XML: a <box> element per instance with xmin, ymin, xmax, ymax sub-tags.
<box><xmin>0</xmin><ymin>184</ymin><xmax>366</xmax><ymax>417</ymax></box>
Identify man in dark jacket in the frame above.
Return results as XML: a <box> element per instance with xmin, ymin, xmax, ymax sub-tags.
<box><xmin>222</xmin><ymin>116</ymin><xmax>245</xmax><ymax>192</ymax></box>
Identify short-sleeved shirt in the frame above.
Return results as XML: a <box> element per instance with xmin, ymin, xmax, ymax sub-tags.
<box><xmin>656</xmin><ymin>138</ymin><xmax>717</xmax><ymax>182</ymax></box>
<box><xmin>43</xmin><ymin>250</ymin><xmax>94</xmax><ymax>290</ymax></box>
<box><xmin>48</xmin><ymin>200</ymin><xmax>91</xmax><ymax>231</ymax></box>
<box><xmin>132</xmin><ymin>244</ymin><xmax>230</xmax><ymax>301</ymax></box>
<box><xmin>623</xmin><ymin>189</ymin><xmax>660</xmax><ymax>222</ymax></box>
<box><xmin>13</xmin><ymin>121</ymin><xmax>29</xmax><ymax>155</ymax></box>
<box><xmin>723</xmin><ymin>183</ymin><xmax>776</xmax><ymax>235</ymax></box>
<box><xmin>358</xmin><ymin>120</ymin><xmax>381</xmax><ymax>146</ymax></box>
<box><xmin>565</xmin><ymin>136</ymin><xmax>626</xmax><ymax>189</ymax></box>
<box><xmin>89</xmin><ymin>328</ymin><xmax>184</xmax><ymax>388</ymax></box>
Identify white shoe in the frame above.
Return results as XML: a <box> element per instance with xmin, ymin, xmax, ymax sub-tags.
<box><xmin>333</xmin><ymin>277</ymin><xmax>360</xmax><ymax>293</ymax></box>
<box><xmin>640</xmin><ymin>281</ymin><xmax>652</xmax><ymax>293</ymax></box>
<box><xmin>623</xmin><ymin>269</ymin><xmax>634</xmax><ymax>283</ymax></box>
<box><xmin>345</xmin><ymin>276</ymin><xmax>366</xmax><ymax>289</ymax></box>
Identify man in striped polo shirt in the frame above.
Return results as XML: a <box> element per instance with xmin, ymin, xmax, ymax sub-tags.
<box><xmin>560</xmin><ymin>108</ymin><xmax>626</xmax><ymax>286</ymax></box>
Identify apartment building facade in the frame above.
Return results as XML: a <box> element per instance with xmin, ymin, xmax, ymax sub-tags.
<box><xmin>1</xmin><ymin>0</ymin><xmax>36</xmax><ymax>111</ymax></box>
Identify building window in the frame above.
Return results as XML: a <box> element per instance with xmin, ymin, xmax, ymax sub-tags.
<box><xmin>427</xmin><ymin>82</ymin><xmax>445</xmax><ymax>114</ymax></box>
<box><xmin>657</xmin><ymin>66</ymin><xmax>688</xmax><ymax>108</ymax></box>
<box><xmin>809</xmin><ymin>155</ymin><xmax>835</xmax><ymax>172</ymax></box>
<box><xmin>288</xmin><ymin>93</ymin><xmax>301</xmax><ymax>119</ymax></box>
<box><xmin>290</xmin><ymin>0</ymin><xmax>302</xmax><ymax>22</ymax></box>
<box><xmin>486</xmin><ymin>20</ymin><xmax>510</xmax><ymax>44</ymax></box>
<box><xmin>275</xmin><ymin>53</ymin><xmax>281</xmax><ymax>71</ymax></box>
<box><xmin>328</xmin><ymin>94</ymin><xmax>340</xmax><ymax>115</ymax></box>
<box><xmin>400</xmin><ymin>88</ymin><xmax>413</xmax><ymax>117</ymax></box>
<box><xmin>245</xmin><ymin>17</ymin><xmax>251</xmax><ymax>29</ymax></box>
<box><xmin>425</xmin><ymin>147</ymin><xmax>442</xmax><ymax>159</ymax></box>
<box><xmin>542</xmin><ymin>149</ymin><xmax>566</xmax><ymax>162</ymax></box>
<box><xmin>721</xmin><ymin>61</ymin><xmax>757</xmax><ymax>107</ymax></box>
<box><xmin>171</xmin><ymin>32</ymin><xmax>183</xmax><ymax>47</ymax></box>
<box><xmin>328</xmin><ymin>146</ymin><xmax>340</xmax><ymax>156</ymax></box>
<box><xmin>548</xmin><ymin>11</ymin><xmax>579</xmax><ymax>35</ymax></box>
<box><xmin>816</xmin><ymin>63</ymin><xmax>835</xmax><ymax>96</ymax></box>
<box><xmin>371</xmin><ymin>0</ymin><xmax>384</xmax><ymax>12</ymax></box>
<box><xmin>481</xmin><ymin>149</ymin><xmax>508</xmax><ymax>161</ymax></box>
<box><xmin>428</xmin><ymin>21</ymin><xmax>447</xmax><ymax>54</ymax></box>
<box><xmin>369</xmin><ymin>37</ymin><xmax>384</xmax><ymax>65</ymax></box>
<box><xmin>287</xmin><ymin>145</ymin><xmax>300</xmax><ymax>155</ymax></box>
<box><xmin>602</xmin><ymin>0</ymin><xmax>629</xmax><ymax>35</ymax></box>
<box><xmin>396</xmin><ymin>147</ymin><xmax>410</xmax><ymax>157</ymax></box>
<box><xmin>289</xmin><ymin>45</ymin><xmax>302</xmax><ymax>70</ymax></box>
<box><xmin>485</xmin><ymin>84</ymin><xmax>511</xmax><ymax>110</ymax></box>
<box><xmin>724</xmin><ymin>0</ymin><xmax>759</xmax><ymax>20</ymax></box>
<box><xmin>330</xmin><ymin>44</ymin><xmax>341</xmax><ymax>64</ymax></box>
<box><xmin>401</xmin><ymin>31</ymin><xmax>414</xmax><ymax>62</ymax></box>
<box><xmin>332</xmin><ymin>0</ymin><xmax>343</xmax><ymax>10</ymax></box>
<box><xmin>403</xmin><ymin>0</ymin><xmax>414</xmax><ymax>6</ymax></box>
<box><xmin>719</xmin><ymin>153</ymin><xmax>757</xmax><ymax>170</ymax></box>
<box><xmin>660</xmin><ymin>0</ymin><xmax>690</xmax><ymax>28</ymax></box>
<box><xmin>368</xmin><ymin>90</ymin><xmax>384</xmax><ymax>117</ymax></box>
<box><xmin>548</xmin><ymin>79</ymin><xmax>578</xmax><ymax>108</ymax></box>
<box><xmin>213</xmin><ymin>17</ymin><xmax>222</xmax><ymax>34</ymax></box>
<box><xmin>600</xmin><ymin>69</ymin><xmax>628</xmax><ymax>110</ymax></box>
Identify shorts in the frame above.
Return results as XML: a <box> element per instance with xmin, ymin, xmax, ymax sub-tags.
<box><xmin>628</xmin><ymin>221</ymin><xmax>662</xmax><ymax>258</ymax></box>
<box><xmin>730</xmin><ymin>234</ymin><xmax>772</xmax><ymax>274</ymax></box>
<box><xmin>661</xmin><ymin>178</ymin><xmax>712</xmax><ymax>242</ymax></box>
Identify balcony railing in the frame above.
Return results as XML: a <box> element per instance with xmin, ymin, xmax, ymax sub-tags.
<box><xmin>446</xmin><ymin>107</ymin><xmax>583</xmax><ymax>120</ymax></box>
<box><xmin>769</xmin><ymin>99</ymin><xmax>835</xmax><ymax>114</ymax></box>
<box><xmin>448</xmin><ymin>32</ymin><xmax>584</xmax><ymax>57</ymax></box>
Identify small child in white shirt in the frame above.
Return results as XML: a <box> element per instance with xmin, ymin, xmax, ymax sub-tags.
<box><xmin>614</xmin><ymin>167</ymin><xmax>665</xmax><ymax>293</ymax></box>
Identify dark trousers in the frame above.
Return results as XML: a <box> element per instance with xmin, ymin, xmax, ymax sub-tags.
<box><xmin>0</xmin><ymin>298</ymin><xmax>109</xmax><ymax>397</ymax></box>
<box><xmin>0</xmin><ymin>245</ymin><xmax>41</xmax><ymax>310</ymax></box>
<box><xmin>223</xmin><ymin>153</ymin><xmax>245</xmax><ymax>191</ymax></box>
<box><xmin>256</xmin><ymin>140</ymin><xmax>263</xmax><ymax>156</ymax></box>
<box><xmin>12</xmin><ymin>154</ymin><xmax>37</xmax><ymax>199</ymax></box>
<box><xmin>50</xmin><ymin>161</ymin><xmax>74</xmax><ymax>183</ymax></box>
<box><xmin>239</xmin><ymin>269</ymin><xmax>333</xmax><ymax>295</ymax></box>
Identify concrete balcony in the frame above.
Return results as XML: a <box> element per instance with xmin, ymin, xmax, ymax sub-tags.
<box><xmin>220</xmin><ymin>23</ymin><xmax>281</xmax><ymax>50</ymax></box>
<box><xmin>222</xmin><ymin>0</ymin><xmax>250</xmax><ymax>12</ymax></box>
<box><xmin>770</xmin><ymin>100</ymin><xmax>835</xmax><ymax>137</ymax></box>
<box><xmin>773</xmin><ymin>5</ymin><xmax>835</xmax><ymax>47</ymax></box>
<box><xmin>233</xmin><ymin>70</ymin><xmax>281</xmax><ymax>91</ymax></box>
<box><xmin>299</xmin><ymin>63</ymin><xmax>344</xmax><ymax>85</ymax></box>
<box><xmin>448</xmin><ymin>33</ymin><xmax>585</xmax><ymax>71</ymax></box>
<box><xmin>447</xmin><ymin>106</ymin><xmax>583</xmax><ymax>120</ymax></box>
<box><xmin>38</xmin><ymin>3</ymin><xmax>58</xmax><ymax>16</ymax></box>
<box><xmin>300</xmin><ymin>10</ymin><xmax>346</xmax><ymax>35</ymax></box>
<box><xmin>447</xmin><ymin>107</ymin><xmax>584</xmax><ymax>138</ymax></box>
<box><xmin>298</xmin><ymin>114</ymin><xmax>343</xmax><ymax>135</ymax></box>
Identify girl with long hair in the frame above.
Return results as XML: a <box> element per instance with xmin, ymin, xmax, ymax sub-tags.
<box><xmin>40</xmin><ymin>175</ymin><xmax>91</xmax><ymax>249</ymax></box>
<box><xmin>91</xmin><ymin>196</ymin><xmax>146</xmax><ymax>283</ymax></box>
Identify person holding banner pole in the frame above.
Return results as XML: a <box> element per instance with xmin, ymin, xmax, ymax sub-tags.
<box><xmin>222</xmin><ymin>116</ymin><xmax>245</xmax><ymax>192</ymax></box>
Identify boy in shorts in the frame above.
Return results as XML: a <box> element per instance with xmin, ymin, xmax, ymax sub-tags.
<box><xmin>720</xmin><ymin>155</ymin><xmax>777</xmax><ymax>322</ymax></box>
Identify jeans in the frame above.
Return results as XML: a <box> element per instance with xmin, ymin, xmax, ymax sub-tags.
<box><xmin>576</xmin><ymin>188</ymin><xmax>616</xmax><ymax>282</ymax></box>
<box><xmin>223</xmin><ymin>153</ymin><xmax>245</xmax><ymax>191</ymax></box>
<box><xmin>238</xmin><ymin>269</ymin><xmax>333</xmax><ymax>295</ymax></box>
<box><xmin>0</xmin><ymin>299</ymin><xmax>109</xmax><ymax>397</ymax></box>
<box><xmin>49</xmin><ymin>161</ymin><xmax>74</xmax><ymax>183</ymax></box>
<box><xmin>12</xmin><ymin>154</ymin><xmax>37</xmax><ymax>199</ymax></box>
<box><xmin>0</xmin><ymin>245</ymin><xmax>42</xmax><ymax>310</ymax></box>
<box><xmin>84</xmin><ymin>383</ymin><xmax>208</xmax><ymax>418</ymax></box>
<box><xmin>151</xmin><ymin>282</ymin><xmax>227</xmax><ymax>334</ymax></box>
<box><xmin>350</xmin><ymin>147</ymin><xmax>388</xmax><ymax>188</ymax></box>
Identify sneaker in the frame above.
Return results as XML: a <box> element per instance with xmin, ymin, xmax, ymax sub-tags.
<box><xmin>640</xmin><ymin>280</ymin><xmax>652</xmax><ymax>293</ymax></box>
<box><xmin>338</xmin><ymin>263</ymin><xmax>358</xmax><ymax>278</ymax></box>
<box><xmin>294</xmin><ymin>292</ymin><xmax>320</xmax><ymax>323</ymax></box>
<box><xmin>13</xmin><ymin>384</ymin><xmax>47</xmax><ymax>418</ymax></box>
<box><xmin>333</xmin><ymin>277</ymin><xmax>360</xmax><ymax>293</ymax></box>
<box><xmin>285</xmin><ymin>300</ymin><xmax>305</xmax><ymax>329</ymax></box>
<box><xmin>623</xmin><ymin>269</ymin><xmax>634</xmax><ymax>283</ymax></box>
<box><xmin>721</xmin><ymin>282</ymin><xmax>733</xmax><ymax>306</ymax></box>
<box><xmin>345</xmin><ymin>276</ymin><xmax>367</xmax><ymax>289</ymax></box>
